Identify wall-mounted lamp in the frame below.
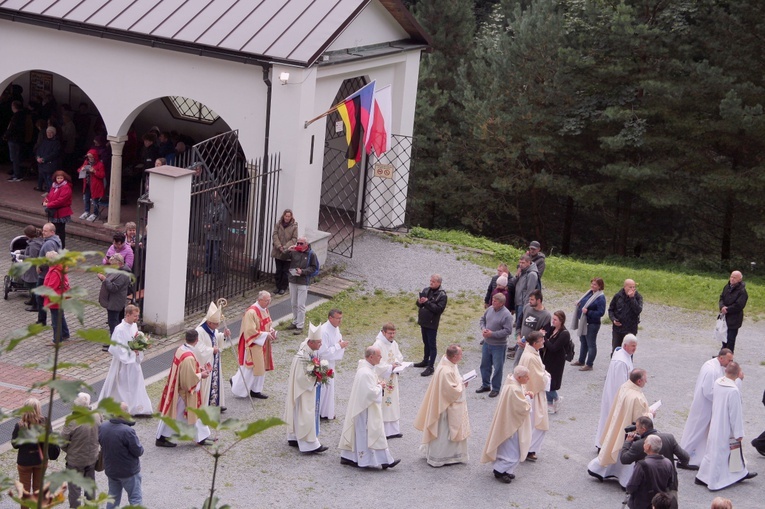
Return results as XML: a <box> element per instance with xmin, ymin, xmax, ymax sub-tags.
<box><xmin>279</xmin><ymin>72</ymin><xmax>290</xmax><ymax>85</ymax></box>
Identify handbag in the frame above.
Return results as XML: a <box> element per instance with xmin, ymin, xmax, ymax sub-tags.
<box><xmin>714</xmin><ymin>314</ymin><xmax>728</xmax><ymax>344</ymax></box>
<box><xmin>95</xmin><ymin>449</ymin><xmax>104</xmax><ymax>472</ymax></box>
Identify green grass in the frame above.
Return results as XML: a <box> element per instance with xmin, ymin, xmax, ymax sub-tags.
<box><xmin>410</xmin><ymin>227</ymin><xmax>764</xmax><ymax>316</ymax></box>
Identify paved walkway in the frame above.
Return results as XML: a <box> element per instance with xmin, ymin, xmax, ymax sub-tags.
<box><xmin>0</xmin><ymin>216</ymin><xmax>292</xmax><ymax>416</ymax></box>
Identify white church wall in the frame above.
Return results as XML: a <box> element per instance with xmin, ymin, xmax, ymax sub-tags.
<box><xmin>327</xmin><ymin>0</ymin><xmax>410</xmax><ymax>52</ymax></box>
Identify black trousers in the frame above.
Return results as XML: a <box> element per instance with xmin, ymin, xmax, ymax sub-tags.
<box><xmin>420</xmin><ymin>327</ymin><xmax>438</xmax><ymax>367</ymax></box>
<box><xmin>274</xmin><ymin>259</ymin><xmax>290</xmax><ymax>291</ymax></box>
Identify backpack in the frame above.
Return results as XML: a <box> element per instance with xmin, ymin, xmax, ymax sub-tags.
<box><xmin>564</xmin><ymin>334</ymin><xmax>575</xmax><ymax>362</ymax></box>
<box><xmin>305</xmin><ymin>250</ymin><xmax>320</xmax><ymax>280</ymax></box>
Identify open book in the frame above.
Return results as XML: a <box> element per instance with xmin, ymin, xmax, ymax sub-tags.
<box><xmin>462</xmin><ymin>369</ymin><xmax>477</xmax><ymax>383</ymax></box>
<box><xmin>392</xmin><ymin>361</ymin><xmax>414</xmax><ymax>374</ymax></box>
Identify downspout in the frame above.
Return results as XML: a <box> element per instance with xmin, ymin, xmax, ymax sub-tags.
<box><xmin>253</xmin><ymin>64</ymin><xmax>273</xmax><ymax>278</ymax></box>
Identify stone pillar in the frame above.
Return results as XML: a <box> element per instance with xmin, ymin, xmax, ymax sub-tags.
<box><xmin>142</xmin><ymin>165</ymin><xmax>193</xmax><ymax>336</ymax></box>
<box><xmin>106</xmin><ymin>135</ymin><xmax>129</xmax><ymax>227</ymax></box>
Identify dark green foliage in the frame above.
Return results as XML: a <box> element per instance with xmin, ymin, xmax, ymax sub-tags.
<box><xmin>407</xmin><ymin>0</ymin><xmax>765</xmax><ymax>266</ymax></box>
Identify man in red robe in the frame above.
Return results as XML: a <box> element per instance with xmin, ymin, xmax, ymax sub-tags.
<box><xmin>156</xmin><ymin>330</ymin><xmax>212</xmax><ymax>447</ymax></box>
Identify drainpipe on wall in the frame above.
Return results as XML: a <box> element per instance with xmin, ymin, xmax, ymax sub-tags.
<box><xmin>252</xmin><ymin>64</ymin><xmax>273</xmax><ymax>278</ymax></box>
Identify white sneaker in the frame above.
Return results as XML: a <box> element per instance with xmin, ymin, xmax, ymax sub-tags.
<box><xmin>79</xmin><ymin>212</ymin><xmax>89</xmax><ymax>219</ymax></box>
<box><xmin>553</xmin><ymin>396</ymin><xmax>563</xmax><ymax>413</ymax></box>
<box><xmin>86</xmin><ymin>213</ymin><xmax>97</xmax><ymax>222</ymax></box>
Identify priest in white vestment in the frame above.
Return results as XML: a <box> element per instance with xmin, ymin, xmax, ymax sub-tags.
<box><xmin>696</xmin><ymin>361</ymin><xmax>756</xmax><ymax>490</ymax></box>
<box><xmin>595</xmin><ymin>335</ymin><xmax>637</xmax><ymax>448</ymax></box>
<box><xmin>588</xmin><ymin>368</ymin><xmax>653</xmax><ymax>487</ymax></box>
<box><xmin>339</xmin><ymin>346</ymin><xmax>399</xmax><ymax>469</ymax></box>
<box><xmin>231</xmin><ymin>291</ymin><xmax>275</xmax><ymax>399</ymax></box>
<box><xmin>518</xmin><ymin>331</ymin><xmax>550</xmax><ymax>459</ymax></box>
<box><xmin>481</xmin><ymin>366</ymin><xmax>533</xmax><ymax>483</ymax></box>
<box><xmin>681</xmin><ymin>349</ymin><xmax>734</xmax><ymax>467</ymax></box>
<box><xmin>317</xmin><ymin>309</ymin><xmax>347</xmax><ymax>419</ymax></box>
<box><xmin>372</xmin><ymin>323</ymin><xmax>405</xmax><ymax>438</ymax></box>
<box><xmin>413</xmin><ymin>344</ymin><xmax>471</xmax><ymax>467</ymax></box>
<box><xmin>98</xmin><ymin>304</ymin><xmax>152</xmax><ymax>416</ymax></box>
<box><xmin>284</xmin><ymin>324</ymin><xmax>328</xmax><ymax>454</ymax></box>
<box><xmin>156</xmin><ymin>329</ymin><xmax>212</xmax><ymax>446</ymax></box>
<box><xmin>194</xmin><ymin>301</ymin><xmax>229</xmax><ymax>410</ymax></box>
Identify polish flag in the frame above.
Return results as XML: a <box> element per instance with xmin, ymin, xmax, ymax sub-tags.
<box><xmin>365</xmin><ymin>85</ymin><xmax>392</xmax><ymax>156</ymax></box>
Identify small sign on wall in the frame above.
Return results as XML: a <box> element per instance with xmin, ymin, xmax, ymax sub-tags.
<box><xmin>373</xmin><ymin>163</ymin><xmax>394</xmax><ymax>179</ymax></box>
<box><xmin>335</xmin><ymin>121</ymin><xmax>344</xmax><ymax>134</ymax></box>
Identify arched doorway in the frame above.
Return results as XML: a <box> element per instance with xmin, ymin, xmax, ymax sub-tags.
<box><xmin>319</xmin><ymin>76</ymin><xmax>368</xmax><ymax>258</ymax></box>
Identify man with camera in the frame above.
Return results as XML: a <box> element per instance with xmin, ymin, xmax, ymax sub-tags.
<box><xmin>621</xmin><ymin>416</ymin><xmax>689</xmax><ymax>508</ymax></box>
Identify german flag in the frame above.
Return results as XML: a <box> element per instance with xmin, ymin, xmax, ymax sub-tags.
<box><xmin>336</xmin><ymin>81</ymin><xmax>375</xmax><ymax>168</ymax></box>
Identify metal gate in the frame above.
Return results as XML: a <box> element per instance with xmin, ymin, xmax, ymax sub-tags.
<box><xmin>363</xmin><ymin>134</ymin><xmax>414</xmax><ymax>231</ymax></box>
<box><xmin>319</xmin><ymin>77</ymin><xmax>368</xmax><ymax>258</ymax></box>
<box><xmin>170</xmin><ymin>131</ymin><xmax>280</xmax><ymax>316</ymax></box>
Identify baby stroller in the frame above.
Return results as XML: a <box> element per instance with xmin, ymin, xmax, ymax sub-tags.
<box><xmin>4</xmin><ymin>236</ymin><xmax>36</xmax><ymax>299</ymax></box>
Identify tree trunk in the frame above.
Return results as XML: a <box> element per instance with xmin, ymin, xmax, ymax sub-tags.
<box><xmin>561</xmin><ymin>196</ymin><xmax>574</xmax><ymax>255</ymax></box>
<box><xmin>721</xmin><ymin>191</ymin><xmax>734</xmax><ymax>262</ymax></box>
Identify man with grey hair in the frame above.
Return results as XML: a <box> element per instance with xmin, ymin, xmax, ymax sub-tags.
<box><xmin>285</xmin><ymin>324</ymin><xmax>328</xmax><ymax>454</ymax></box>
<box><xmin>97</xmin><ymin>253</ymin><xmax>131</xmax><ymax>337</ymax></box>
<box><xmin>339</xmin><ymin>346</ymin><xmax>399</xmax><ymax>469</ymax></box>
<box><xmin>62</xmin><ymin>392</ymin><xmax>102</xmax><ymax>507</ymax></box>
<box><xmin>414</xmin><ymin>274</ymin><xmax>448</xmax><ymax>377</ymax></box>
<box><xmin>625</xmin><ymin>434</ymin><xmax>674</xmax><ymax>509</ymax></box>
<box><xmin>596</xmin><ymin>334</ymin><xmax>638</xmax><ymax>448</ymax></box>
<box><xmin>286</xmin><ymin>237</ymin><xmax>319</xmax><ymax>334</ymax></box>
<box><xmin>28</xmin><ymin>223</ymin><xmax>61</xmax><ymax>324</ymax></box>
<box><xmin>621</xmin><ymin>416</ymin><xmax>689</xmax><ymax>506</ymax></box>
<box><xmin>476</xmin><ymin>293</ymin><xmax>514</xmax><ymax>397</ymax></box>
<box><xmin>481</xmin><ymin>365</ymin><xmax>533</xmax><ymax>483</ymax></box>
<box><xmin>99</xmin><ymin>401</ymin><xmax>143</xmax><ymax>509</ymax></box>
<box><xmin>232</xmin><ymin>291</ymin><xmax>275</xmax><ymax>399</ymax></box>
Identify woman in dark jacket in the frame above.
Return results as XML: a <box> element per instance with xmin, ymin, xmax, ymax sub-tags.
<box><xmin>43</xmin><ymin>170</ymin><xmax>73</xmax><ymax>249</ymax></box>
<box><xmin>543</xmin><ymin>310</ymin><xmax>569</xmax><ymax>414</ymax></box>
<box><xmin>271</xmin><ymin>209</ymin><xmax>298</xmax><ymax>295</ymax></box>
<box><xmin>35</xmin><ymin>126</ymin><xmax>61</xmax><ymax>192</ymax></box>
<box><xmin>571</xmin><ymin>277</ymin><xmax>606</xmax><ymax>371</ymax></box>
<box><xmin>12</xmin><ymin>397</ymin><xmax>53</xmax><ymax>500</ymax></box>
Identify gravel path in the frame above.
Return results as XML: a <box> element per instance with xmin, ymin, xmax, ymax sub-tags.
<box><xmin>2</xmin><ymin>231</ymin><xmax>763</xmax><ymax>509</ymax></box>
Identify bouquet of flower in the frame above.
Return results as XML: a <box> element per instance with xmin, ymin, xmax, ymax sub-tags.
<box><xmin>127</xmin><ymin>331</ymin><xmax>151</xmax><ymax>351</ymax></box>
<box><xmin>305</xmin><ymin>355</ymin><xmax>334</xmax><ymax>385</ymax></box>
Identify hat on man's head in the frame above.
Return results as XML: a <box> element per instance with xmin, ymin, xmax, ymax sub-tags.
<box><xmin>529</xmin><ymin>241</ymin><xmax>541</xmax><ymax>250</ymax></box>
<box><xmin>307</xmin><ymin>322</ymin><xmax>322</xmax><ymax>341</ymax></box>
<box><xmin>202</xmin><ymin>302</ymin><xmax>222</xmax><ymax>323</ymax></box>
<box><xmin>497</xmin><ymin>275</ymin><xmax>508</xmax><ymax>287</ymax></box>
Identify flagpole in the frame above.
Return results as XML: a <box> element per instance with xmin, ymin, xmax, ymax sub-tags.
<box><xmin>304</xmin><ymin>104</ymin><xmax>340</xmax><ymax>129</ymax></box>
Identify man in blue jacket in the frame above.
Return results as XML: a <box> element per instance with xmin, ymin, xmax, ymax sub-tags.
<box><xmin>99</xmin><ymin>402</ymin><xmax>144</xmax><ymax>509</ymax></box>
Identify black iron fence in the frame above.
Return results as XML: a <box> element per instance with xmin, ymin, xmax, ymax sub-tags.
<box><xmin>363</xmin><ymin>134</ymin><xmax>413</xmax><ymax>231</ymax></box>
<box><xmin>167</xmin><ymin>131</ymin><xmax>280</xmax><ymax>316</ymax></box>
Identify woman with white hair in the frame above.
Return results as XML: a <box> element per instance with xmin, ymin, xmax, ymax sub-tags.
<box><xmin>61</xmin><ymin>392</ymin><xmax>102</xmax><ymax>507</ymax></box>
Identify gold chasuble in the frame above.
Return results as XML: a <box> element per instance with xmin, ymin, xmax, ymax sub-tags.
<box><xmin>158</xmin><ymin>345</ymin><xmax>203</xmax><ymax>424</ymax></box>
<box><xmin>238</xmin><ymin>304</ymin><xmax>274</xmax><ymax>376</ymax></box>
<box><xmin>481</xmin><ymin>375</ymin><xmax>532</xmax><ymax>463</ymax></box>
